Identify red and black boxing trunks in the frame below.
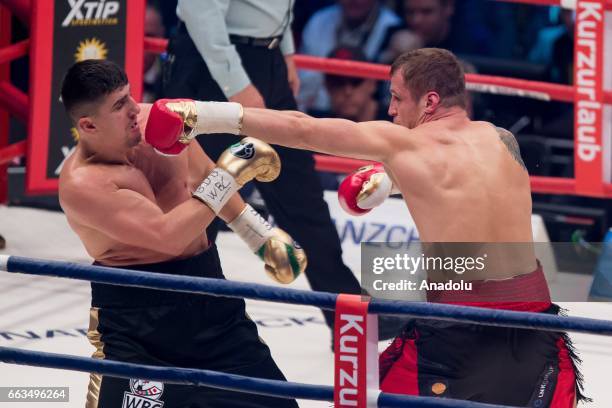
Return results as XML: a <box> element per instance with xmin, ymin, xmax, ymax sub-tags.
<box><xmin>379</xmin><ymin>265</ymin><xmax>585</xmax><ymax>407</ymax></box>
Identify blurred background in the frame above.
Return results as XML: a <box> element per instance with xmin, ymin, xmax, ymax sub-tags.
<box><xmin>3</xmin><ymin>0</ymin><xmax>610</xmax><ymax>251</ymax></box>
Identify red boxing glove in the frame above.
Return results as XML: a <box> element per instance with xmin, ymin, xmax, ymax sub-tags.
<box><xmin>145</xmin><ymin>99</ymin><xmax>195</xmax><ymax>155</ymax></box>
<box><xmin>338</xmin><ymin>164</ymin><xmax>393</xmax><ymax>216</ymax></box>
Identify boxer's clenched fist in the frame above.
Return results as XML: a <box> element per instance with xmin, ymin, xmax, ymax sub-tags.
<box><xmin>228</xmin><ymin>204</ymin><xmax>307</xmax><ymax>284</ymax></box>
<box><xmin>192</xmin><ymin>137</ymin><xmax>280</xmax><ymax>214</ymax></box>
<box><xmin>145</xmin><ymin>98</ymin><xmax>243</xmax><ymax>155</ymax></box>
<box><xmin>338</xmin><ymin>164</ymin><xmax>394</xmax><ymax>216</ymax></box>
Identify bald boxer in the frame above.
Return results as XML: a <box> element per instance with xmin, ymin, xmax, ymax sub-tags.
<box><xmin>146</xmin><ymin>48</ymin><xmax>583</xmax><ymax>407</ymax></box>
<box><xmin>58</xmin><ymin>59</ymin><xmax>301</xmax><ymax>408</ymax></box>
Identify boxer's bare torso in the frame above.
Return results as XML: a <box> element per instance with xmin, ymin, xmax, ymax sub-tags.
<box><xmin>60</xmin><ymin>104</ymin><xmax>209</xmax><ymax>266</ymax></box>
<box><xmin>383</xmin><ymin>113</ymin><xmax>537</xmax><ymax>278</ymax></box>
<box><xmin>386</xmin><ymin>115</ymin><xmax>532</xmax><ymax>242</ymax></box>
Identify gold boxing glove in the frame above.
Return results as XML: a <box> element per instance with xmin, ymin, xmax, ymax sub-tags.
<box><xmin>192</xmin><ymin>137</ymin><xmax>281</xmax><ymax>213</ymax></box>
<box><xmin>228</xmin><ymin>204</ymin><xmax>307</xmax><ymax>284</ymax></box>
<box><xmin>216</xmin><ymin>137</ymin><xmax>280</xmax><ymax>185</ymax></box>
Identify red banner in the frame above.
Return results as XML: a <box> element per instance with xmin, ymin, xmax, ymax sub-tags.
<box><xmin>574</xmin><ymin>0</ymin><xmax>605</xmax><ymax>195</ymax></box>
<box><xmin>334</xmin><ymin>294</ymin><xmax>379</xmax><ymax>407</ymax></box>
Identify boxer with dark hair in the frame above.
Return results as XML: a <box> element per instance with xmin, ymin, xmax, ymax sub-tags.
<box><xmin>58</xmin><ymin>59</ymin><xmax>302</xmax><ymax>408</ymax></box>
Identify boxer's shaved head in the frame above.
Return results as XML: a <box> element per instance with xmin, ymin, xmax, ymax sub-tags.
<box><xmin>391</xmin><ymin>48</ymin><xmax>466</xmax><ymax>109</ymax></box>
<box><xmin>61</xmin><ymin>59</ymin><xmax>128</xmax><ymax>124</ymax></box>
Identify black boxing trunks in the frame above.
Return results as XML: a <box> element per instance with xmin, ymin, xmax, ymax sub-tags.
<box><xmin>379</xmin><ymin>264</ymin><xmax>585</xmax><ymax>407</ymax></box>
<box><xmin>86</xmin><ymin>245</ymin><xmax>297</xmax><ymax>408</ymax></box>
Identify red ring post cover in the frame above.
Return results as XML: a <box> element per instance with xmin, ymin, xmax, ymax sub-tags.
<box><xmin>334</xmin><ymin>294</ymin><xmax>379</xmax><ymax>407</ymax></box>
<box><xmin>573</xmin><ymin>0</ymin><xmax>607</xmax><ymax>196</ymax></box>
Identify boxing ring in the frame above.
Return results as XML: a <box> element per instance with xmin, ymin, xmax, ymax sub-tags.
<box><xmin>0</xmin><ymin>0</ymin><xmax>611</xmax><ymax>407</ymax></box>
<box><xmin>1</xmin><ymin>254</ymin><xmax>612</xmax><ymax>408</ymax></box>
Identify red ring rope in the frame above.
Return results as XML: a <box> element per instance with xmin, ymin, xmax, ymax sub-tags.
<box><xmin>0</xmin><ymin>39</ymin><xmax>28</xmax><ymax>65</ymax></box>
<box><xmin>494</xmin><ymin>0</ymin><xmax>612</xmax><ymax>8</ymax></box>
<box><xmin>143</xmin><ymin>38</ymin><xmax>612</xmax><ymax>105</ymax></box>
<box><xmin>0</xmin><ymin>140</ymin><xmax>25</xmax><ymax>166</ymax></box>
<box><xmin>313</xmin><ymin>155</ymin><xmax>612</xmax><ymax>196</ymax></box>
<box><xmin>0</xmin><ymin>81</ymin><xmax>28</xmax><ymax>122</ymax></box>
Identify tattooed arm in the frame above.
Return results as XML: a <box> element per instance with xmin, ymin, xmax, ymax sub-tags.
<box><xmin>493</xmin><ymin>125</ymin><xmax>527</xmax><ymax>171</ymax></box>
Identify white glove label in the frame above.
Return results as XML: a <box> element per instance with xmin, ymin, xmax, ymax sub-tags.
<box><xmin>193</xmin><ymin>168</ymin><xmax>239</xmax><ymax>213</ymax></box>
<box><xmin>228</xmin><ymin>204</ymin><xmax>273</xmax><ymax>252</ymax></box>
<box><xmin>195</xmin><ymin>101</ymin><xmax>243</xmax><ymax>135</ymax></box>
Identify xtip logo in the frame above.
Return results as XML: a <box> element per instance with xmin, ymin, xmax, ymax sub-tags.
<box><xmin>62</xmin><ymin>0</ymin><xmax>120</xmax><ymax>27</ymax></box>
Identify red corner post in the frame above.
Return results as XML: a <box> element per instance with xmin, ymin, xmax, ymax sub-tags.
<box><xmin>334</xmin><ymin>294</ymin><xmax>380</xmax><ymax>407</ymax></box>
<box><xmin>0</xmin><ymin>4</ymin><xmax>12</xmax><ymax>204</ymax></box>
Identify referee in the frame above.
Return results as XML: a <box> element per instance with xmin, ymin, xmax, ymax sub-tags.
<box><xmin>162</xmin><ymin>0</ymin><xmax>403</xmax><ymax>339</ymax></box>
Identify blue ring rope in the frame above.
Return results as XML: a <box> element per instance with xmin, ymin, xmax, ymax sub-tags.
<box><xmin>4</xmin><ymin>255</ymin><xmax>612</xmax><ymax>336</ymax></box>
<box><xmin>0</xmin><ymin>346</ymin><xmax>515</xmax><ymax>408</ymax></box>
<box><xmin>5</xmin><ymin>255</ymin><xmax>338</xmax><ymax>308</ymax></box>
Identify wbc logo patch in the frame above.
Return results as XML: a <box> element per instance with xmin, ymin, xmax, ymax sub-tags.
<box><xmin>122</xmin><ymin>379</ymin><xmax>165</xmax><ymax>408</ymax></box>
